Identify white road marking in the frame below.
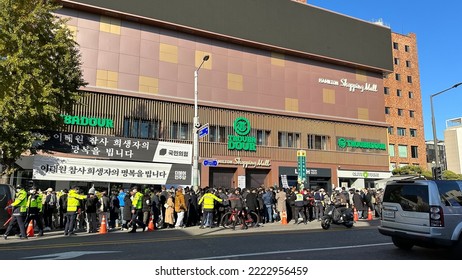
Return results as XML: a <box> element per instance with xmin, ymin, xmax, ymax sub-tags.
<box><xmin>23</xmin><ymin>251</ymin><xmax>120</xmax><ymax>260</ymax></box>
<box><xmin>195</xmin><ymin>242</ymin><xmax>394</xmax><ymax>260</ymax></box>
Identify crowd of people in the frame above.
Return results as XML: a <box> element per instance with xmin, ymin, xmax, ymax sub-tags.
<box><xmin>3</xmin><ymin>183</ymin><xmax>384</xmax><ymax>240</ymax></box>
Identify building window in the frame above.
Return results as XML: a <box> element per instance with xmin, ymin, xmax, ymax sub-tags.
<box><xmin>394</xmin><ymin>57</ymin><xmax>400</xmax><ymax>65</ymax></box>
<box><xmin>393</xmin><ymin>42</ymin><xmax>399</xmax><ymax>50</ymax></box>
<box><xmin>388</xmin><ymin>127</ymin><xmax>394</xmax><ymax>135</ymax></box>
<box><xmin>398</xmin><ymin>109</ymin><xmax>403</xmax><ymax>116</ymax></box>
<box><xmin>406</xmin><ymin>60</ymin><xmax>411</xmax><ymax>68</ymax></box>
<box><xmin>410</xmin><ymin>110</ymin><xmax>415</xmax><ymax>118</ymax></box>
<box><xmin>278</xmin><ymin>132</ymin><xmax>300</xmax><ymax>148</ymax></box>
<box><xmin>397</xmin><ymin>89</ymin><xmax>402</xmax><ymax>97</ymax></box>
<box><xmin>398</xmin><ymin>145</ymin><xmax>408</xmax><ymax>158</ymax></box>
<box><xmin>410</xmin><ymin>129</ymin><xmax>417</xmax><ymax>137</ymax></box>
<box><xmin>308</xmin><ymin>134</ymin><xmax>330</xmax><ymax>150</ymax></box>
<box><xmin>397</xmin><ymin>127</ymin><xmax>406</xmax><ymax>136</ymax></box>
<box><xmin>411</xmin><ymin>146</ymin><xmax>418</xmax><ymax>158</ymax></box>
<box><xmin>209</xmin><ymin>125</ymin><xmax>227</xmax><ymax>143</ymax></box>
<box><xmin>170</xmin><ymin>122</ymin><xmax>190</xmax><ymax>140</ymax></box>
<box><xmin>405</xmin><ymin>45</ymin><xmax>410</xmax><ymax>52</ymax></box>
<box><xmin>407</xmin><ymin>76</ymin><xmax>413</xmax><ymax>83</ymax></box>
<box><xmin>257</xmin><ymin>130</ymin><xmax>271</xmax><ymax>146</ymax></box>
<box><xmin>389</xmin><ymin>144</ymin><xmax>395</xmax><ymax>157</ymax></box>
<box><xmin>395</xmin><ymin>73</ymin><xmax>401</xmax><ymax>81</ymax></box>
<box><xmin>384</xmin><ymin>87</ymin><xmax>390</xmax><ymax>95</ymax></box>
<box><xmin>123</xmin><ymin>118</ymin><xmax>161</xmax><ymax>139</ymax></box>
<box><xmin>408</xmin><ymin>91</ymin><xmax>414</xmax><ymax>98</ymax></box>
<box><xmin>385</xmin><ymin>107</ymin><xmax>390</xmax><ymax>114</ymax></box>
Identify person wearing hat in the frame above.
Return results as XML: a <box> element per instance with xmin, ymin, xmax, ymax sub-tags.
<box><xmin>3</xmin><ymin>185</ymin><xmax>28</xmax><ymax>240</ymax></box>
<box><xmin>64</xmin><ymin>186</ymin><xmax>87</xmax><ymax>236</ymax></box>
<box><xmin>24</xmin><ymin>186</ymin><xmax>45</xmax><ymax>236</ymax></box>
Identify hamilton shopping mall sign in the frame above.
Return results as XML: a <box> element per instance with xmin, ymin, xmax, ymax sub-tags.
<box><xmin>228</xmin><ymin>117</ymin><xmax>256</xmax><ymax>152</ymax></box>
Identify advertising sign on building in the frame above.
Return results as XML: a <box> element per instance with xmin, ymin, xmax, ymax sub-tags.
<box><xmin>227</xmin><ymin>117</ymin><xmax>256</xmax><ymax>152</ymax></box>
<box><xmin>32</xmin><ymin>155</ymin><xmax>191</xmax><ymax>185</ymax></box>
<box><xmin>37</xmin><ymin>131</ymin><xmax>192</xmax><ymax>165</ymax></box>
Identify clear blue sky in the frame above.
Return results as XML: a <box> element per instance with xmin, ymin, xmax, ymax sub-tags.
<box><xmin>307</xmin><ymin>0</ymin><xmax>462</xmax><ymax>141</ymax></box>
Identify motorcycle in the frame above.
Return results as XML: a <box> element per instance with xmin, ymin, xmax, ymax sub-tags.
<box><xmin>321</xmin><ymin>203</ymin><xmax>354</xmax><ymax>230</ymax></box>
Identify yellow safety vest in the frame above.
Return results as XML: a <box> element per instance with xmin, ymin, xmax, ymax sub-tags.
<box><xmin>198</xmin><ymin>193</ymin><xmax>222</xmax><ymax>210</ymax></box>
<box><xmin>67</xmin><ymin>189</ymin><xmax>87</xmax><ymax>212</ymax></box>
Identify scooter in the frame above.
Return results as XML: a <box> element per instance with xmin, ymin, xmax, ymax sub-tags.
<box><xmin>321</xmin><ymin>203</ymin><xmax>354</xmax><ymax>230</ymax></box>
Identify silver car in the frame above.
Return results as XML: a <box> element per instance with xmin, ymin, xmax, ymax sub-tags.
<box><xmin>378</xmin><ymin>179</ymin><xmax>462</xmax><ymax>254</ymax></box>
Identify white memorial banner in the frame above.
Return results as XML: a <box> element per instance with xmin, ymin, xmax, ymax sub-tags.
<box><xmin>32</xmin><ymin>155</ymin><xmax>191</xmax><ymax>185</ymax></box>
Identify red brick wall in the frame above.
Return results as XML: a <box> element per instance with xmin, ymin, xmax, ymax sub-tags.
<box><xmin>384</xmin><ymin>33</ymin><xmax>427</xmax><ymax>170</ymax></box>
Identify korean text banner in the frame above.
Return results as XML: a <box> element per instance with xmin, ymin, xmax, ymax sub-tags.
<box><xmin>36</xmin><ymin>131</ymin><xmax>192</xmax><ymax>164</ymax></box>
<box><xmin>32</xmin><ymin>155</ymin><xmax>191</xmax><ymax>185</ymax></box>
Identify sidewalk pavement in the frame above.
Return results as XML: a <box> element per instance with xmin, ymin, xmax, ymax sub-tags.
<box><xmin>0</xmin><ymin>218</ymin><xmax>381</xmax><ymax>244</ymax></box>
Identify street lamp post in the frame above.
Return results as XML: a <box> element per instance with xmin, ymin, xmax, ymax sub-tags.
<box><xmin>430</xmin><ymin>82</ymin><xmax>462</xmax><ymax>173</ymax></box>
<box><xmin>192</xmin><ymin>55</ymin><xmax>209</xmax><ymax>192</ymax></box>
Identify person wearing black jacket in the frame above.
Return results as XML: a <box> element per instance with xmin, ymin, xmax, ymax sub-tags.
<box><xmin>109</xmin><ymin>190</ymin><xmax>120</xmax><ymax>229</ymax></box>
<box><xmin>58</xmin><ymin>189</ymin><xmax>68</xmax><ymax>229</ymax></box>
<box><xmin>85</xmin><ymin>192</ymin><xmax>99</xmax><ymax>233</ymax></box>
<box><xmin>151</xmin><ymin>189</ymin><xmax>161</xmax><ymax>228</ymax></box>
<box><xmin>245</xmin><ymin>188</ymin><xmax>259</xmax><ymax>213</ymax></box>
<box><xmin>122</xmin><ymin>191</ymin><xmax>132</xmax><ymax>230</ymax></box>
<box><xmin>142</xmin><ymin>189</ymin><xmax>151</xmax><ymax>226</ymax></box>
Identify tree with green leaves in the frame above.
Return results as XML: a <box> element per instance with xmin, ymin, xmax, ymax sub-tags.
<box><xmin>0</xmin><ymin>0</ymin><xmax>86</xmax><ymax>177</ymax></box>
<box><xmin>391</xmin><ymin>165</ymin><xmax>423</xmax><ymax>176</ymax></box>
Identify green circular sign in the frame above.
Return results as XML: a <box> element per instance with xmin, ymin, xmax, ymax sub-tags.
<box><xmin>234</xmin><ymin>117</ymin><xmax>251</xmax><ymax>136</ymax></box>
<box><xmin>338</xmin><ymin>138</ymin><xmax>347</xmax><ymax>148</ymax></box>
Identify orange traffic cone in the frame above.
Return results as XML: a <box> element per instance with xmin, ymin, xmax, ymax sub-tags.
<box><xmin>353</xmin><ymin>207</ymin><xmax>358</xmax><ymax>222</ymax></box>
<box><xmin>148</xmin><ymin>216</ymin><xmax>155</xmax><ymax>231</ymax></box>
<box><xmin>26</xmin><ymin>220</ymin><xmax>35</xmax><ymax>237</ymax></box>
<box><xmin>99</xmin><ymin>214</ymin><xmax>108</xmax><ymax>234</ymax></box>
<box><xmin>281</xmin><ymin>211</ymin><xmax>288</xmax><ymax>225</ymax></box>
<box><xmin>367</xmin><ymin>207</ymin><xmax>373</xmax><ymax>220</ymax></box>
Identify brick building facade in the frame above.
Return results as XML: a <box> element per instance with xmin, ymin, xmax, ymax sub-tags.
<box><xmin>384</xmin><ymin>33</ymin><xmax>427</xmax><ymax>170</ymax></box>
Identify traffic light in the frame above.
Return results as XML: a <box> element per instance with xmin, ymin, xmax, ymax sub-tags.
<box><xmin>432</xmin><ymin>166</ymin><xmax>442</xmax><ymax>180</ymax></box>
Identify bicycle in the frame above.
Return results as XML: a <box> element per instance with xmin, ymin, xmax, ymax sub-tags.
<box><xmin>220</xmin><ymin>208</ymin><xmax>260</xmax><ymax>230</ymax></box>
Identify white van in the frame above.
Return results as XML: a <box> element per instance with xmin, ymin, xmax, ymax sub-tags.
<box><xmin>378</xmin><ymin>179</ymin><xmax>462</xmax><ymax>253</ymax></box>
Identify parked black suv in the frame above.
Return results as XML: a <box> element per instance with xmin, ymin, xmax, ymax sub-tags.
<box><xmin>0</xmin><ymin>184</ymin><xmax>15</xmax><ymax>231</ymax></box>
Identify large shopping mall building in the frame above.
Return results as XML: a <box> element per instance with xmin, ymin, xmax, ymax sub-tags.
<box><xmin>14</xmin><ymin>0</ymin><xmax>398</xmax><ymax>192</ymax></box>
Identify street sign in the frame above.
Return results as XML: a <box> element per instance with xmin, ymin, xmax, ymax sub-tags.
<box><xmin>198</xmin><ymin>123</ymin><xmax>209</xmax><ymax>138</ymax></box>
<box><xmin>203</xmin><ymin>159</ymin><xmax>218</xmax><ymax>167</ymax></box>
<box><xmin>297</xmin><ymin>150</ymin><xmax>307</xmax><ymax>188</ymax></box>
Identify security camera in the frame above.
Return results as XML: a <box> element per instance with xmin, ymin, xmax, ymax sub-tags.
<box><xmin>194</xmin><ymin>122</ymin><xmax>201</xmax><ymax>128</ymax></box>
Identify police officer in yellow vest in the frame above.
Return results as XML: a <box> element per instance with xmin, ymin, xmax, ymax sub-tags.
<box><xmin>3</xmin><ymin>185</ymin><xmax>28</xmax><ymax>240</ymax></box>
<box><xmin>64</xmin><ymin>186</ymin><xmax>87</xmax><ymax>236</ymax></box>
<box><xmin>24</xmin><ymin>186</ymin><xmax>45</xmax><ymax>237</ymax></box>
<box><xmin>293</xmin><ymin>190</ymin><xmax>307</xmax><ymax>225</ymax></box>
<box><xmin>128</xmin><ymin>186</ymin><xmax>146</xmax><ymax>233</ymax></box>
<box><xmin>198</xmin><ymin>188</ymin><xmax>222</xmax><ymax>228</ymax></box>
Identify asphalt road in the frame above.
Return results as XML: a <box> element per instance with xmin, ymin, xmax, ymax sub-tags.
<box><xmin>0</xmin><ymin>219</ymin><xmax>458</xmax><ymax>260</ymax></box>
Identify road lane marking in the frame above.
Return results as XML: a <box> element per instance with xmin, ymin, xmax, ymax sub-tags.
<box><xmin>195</xmin><ymin>242</ymin><xmax>394</xmax><ymax>260</ymax></box>
<box><xmin>23</xmin><ymin>251</ymin><xmax>120</xmax><ymax>260</ymax></box>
